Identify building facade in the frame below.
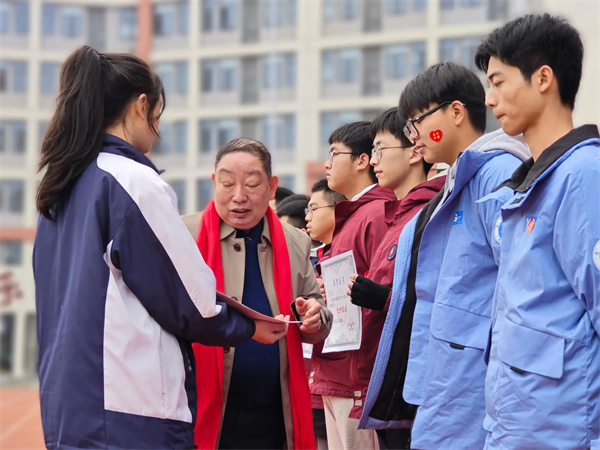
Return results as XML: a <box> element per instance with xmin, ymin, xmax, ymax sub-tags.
<box><xmin>1</xmin><ymin>0</ymin><xmax>598</xmax><ymax>381</ymax></box>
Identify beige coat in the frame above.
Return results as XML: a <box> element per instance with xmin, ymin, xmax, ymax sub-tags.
<box><xmin>182</xmin><ymin>213</ymin><xmax>332</xmax><ymax>449</ymax></box>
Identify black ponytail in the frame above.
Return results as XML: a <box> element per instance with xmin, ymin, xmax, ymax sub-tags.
<box><xmin>37</xmin><ymin>46</ymin><xmax>164</xmax><ymax>220</ymax></box>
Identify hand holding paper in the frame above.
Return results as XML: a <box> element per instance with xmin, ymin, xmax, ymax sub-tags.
<box><xmin>295</xmin><ymin>297</ymin><xmax>322</xmax><ymax>333</ymax></box>
<box><xmin>252</xmin><ymin>315</ymin><xmax>289</xmax><ymax>344</ymax></box>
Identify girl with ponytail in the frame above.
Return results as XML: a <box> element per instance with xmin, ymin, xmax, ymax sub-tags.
<box><xmin>34</xmin><ymin>46</ymin><xmax>283</xmax><ymax>449</ymax></box>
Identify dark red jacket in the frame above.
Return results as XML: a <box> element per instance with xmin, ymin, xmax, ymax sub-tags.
<box><xmin>309</xmin><ymin>185</ymin><xmax>394</xmax><ymax>408</ymax></box>
<box><xmin>310</xmin><ymin>179</ymin><xmax>444</xmax><ymax>419</ymax></box>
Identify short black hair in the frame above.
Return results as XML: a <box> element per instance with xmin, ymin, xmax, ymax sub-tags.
<box><xmin>370</xmin><ymin>108</ymin><xmax>432</xmax><ymax>176</ymax></box>
<box><xmin>276</xmin><ymin>194</ymin><xmax>310</xmax><ymax>229</ymax></box>
<box><xmin>311</xmin><ymin>178</ymin><xmax>346</xmax><ymax>205</ymax></box>
<box><xmin>329</xmin><ymin>121</ymin><xmax>376</xmax><ymax>182</ymax></box>
<box><xmin>275</xmin><ymin>186</ymin><xmax>294</xmax><ymax>204</ymax></box>
<box><xmin>475</xmin><ymin>14</ymin><xmax>583</xmax><ymax>109</ymax></box>
<box><xmin>398</xmin><ymin>62</ymin><xmax>486</xmax><ymax>133</ymax></box>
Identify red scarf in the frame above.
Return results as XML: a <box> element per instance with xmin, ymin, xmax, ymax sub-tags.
<box><xmin>193</xmin><ymin>200</ymin><xmax>316</xmax><ymax>450</ymax></box>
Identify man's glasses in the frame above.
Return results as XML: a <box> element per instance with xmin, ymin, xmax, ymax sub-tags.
<box><xmin>326</xmin><ymin>151</ymin><xmax>354</xmax><ymax>165</ymax></box>
<box><xmin>403</xmin><ymin>101</ymin><xmax>454</xmax><ymax>143</ymax></box>
<box><xmin>371</xmin><ymin>145</ymin><xmax>408</xmax><ymax>161</ymax></box>
<box><xmin>305</xmin><ymin>204</ymin><xmax>335</xmax><ymax>217</ymax></box>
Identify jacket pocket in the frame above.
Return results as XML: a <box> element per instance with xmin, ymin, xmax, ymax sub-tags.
<box><xmin>497</xmin><ymin>317</ymin><xmax>564</xmax><ymax>379</ymax></box>
<box><xmin>430</xmin><ymin>302</ymin><xmax>490</xmax><ymax>350</ymax></box>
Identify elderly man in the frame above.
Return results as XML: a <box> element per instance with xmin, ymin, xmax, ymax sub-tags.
<box><xmin>183</xmin><ymin>138</ymin><xmax>332</xmax><ymax>450</ymax></box>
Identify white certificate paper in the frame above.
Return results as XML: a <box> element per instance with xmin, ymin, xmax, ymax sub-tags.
<box><xmin>320</xmin><ymin>250</ymin><xmax>362</xmax><ymax>353</ymax></box>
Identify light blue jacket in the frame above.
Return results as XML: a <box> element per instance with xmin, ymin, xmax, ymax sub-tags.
<box><xmin>403</xmin><ymin>131</ymin><xmax>529</xmax><ymax>450</ymax></box>
<box><xmin>483</xmin><ymin>126</ymin><xmax>600</xmax><ymax>450</ymax></box>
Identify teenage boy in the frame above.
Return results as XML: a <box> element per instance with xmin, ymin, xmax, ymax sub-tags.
<box><xmin>345</xmin><ymin>108</ymin><xmax>444</xmax><ymax>450</ymax></box>
<box><xmin>311</xmin><ymin>122</ymin><xmax>395</xmax><ymax>449</ymax></box>
<box><xmin>397</xmin><ymin>62</ymin><xmax>530</xmax><ymax>449</ymax></box>
<box><xmin>475</xmin><ymin>14</ymin><xmax>599</xmax><ymax>449</ymax></box>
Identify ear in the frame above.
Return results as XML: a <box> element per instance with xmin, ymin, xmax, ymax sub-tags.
<box><xmin>268</xmin><ymin>175</ymin><xmax>279</xmax><ymax>201</ymax></box>
<box><xmin>451</xmin><ymin>100</ymin><xmax>467</xmax><ymax>127</ymax></box>
<box><xmin>537</xmin><ymin>65</ymin><xmax>554</xmax><ymax>94</ymax></box>
<box><xmin>408</xmin><ymin>147</ymin><xmax>424</xmax><ymax>167</ymax></box>
<box><xmin>355</xmin><ymin>153</ymin><xmax>371</xmax><ymax>172</ymax></box>
<box><xmin>211</xmin><ymin>172</ymin><xmax>216</xmax><ymax>187</ymax></box>
<box><xmin>133</xmin><ymin>94</ymin><xmax>148</xmax><ymax>120</ymax></box>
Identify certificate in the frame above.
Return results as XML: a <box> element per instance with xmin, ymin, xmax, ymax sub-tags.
<box><xmin>320</xmin><ymin>250</ymin><xmax>362</xmax><ymax>353</ymax></box>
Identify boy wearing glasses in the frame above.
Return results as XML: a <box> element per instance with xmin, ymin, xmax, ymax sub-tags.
<box><xmin>398</xmin><ymin>62</ymin><xmax>529</xmax><ymax>449</ymax></box>
<box><xmin>345</xmin><ymin>108</ymin><xmax>443</xmax><ymax>449</ymax></box>
<box><xmin>311</xmin><ymin>121</ymin><xmax>394</xmax><ymax>450</ymax></box>
<box><xmin>476</xmin><ymin>15</ymin><xmax>599</xmax><ymax>448</ymax></box>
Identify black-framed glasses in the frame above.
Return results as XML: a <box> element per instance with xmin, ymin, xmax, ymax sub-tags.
<box><xmin>305</xmin><ymin>204</ymin><xmax>335</xmax><ymax>217</ymax></box>
<box><xmin>371</xmin><ymin>145</ymin><xmax>408</xmax><ymax>161</ymax></box>
<box><xmin>326</xmin><ymin>151</ymin><xmax>354</xmax><ymax>164</ymax></box>
<box><xmin>403</xmin><ymin>101</ymin><xmax>454</xmax><ymax>143</ymax></box>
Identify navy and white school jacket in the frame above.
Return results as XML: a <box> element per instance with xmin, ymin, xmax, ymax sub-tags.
<box><xmin>33</xmin><ymin>134</ymin><xmax>255</xmax><ymax>449</ymax></box>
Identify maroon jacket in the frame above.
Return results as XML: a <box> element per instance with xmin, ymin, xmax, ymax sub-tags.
<box><xmin>310</xmin><ymin>179</ymin><xmax>445</xmax><ymax>419</ymax></box>
<box><xmin>309</xmin><ymin>184</ymin><xmax>394</xmax><ymax>409</ymax></box>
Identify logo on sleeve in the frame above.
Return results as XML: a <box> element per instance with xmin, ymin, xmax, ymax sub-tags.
<box><xmin>453</xmin><ymin>211</ymin><xmax>463</xmax><ymax>225</ymax></box>
<box><xmin>593</xmin><ymin>240</ymin><xmax>600</xmax><ymax>272</ymax></box>
<box><xmin>387</xmin><ymin>244</ymin><xmax>398</xmax><ymax>261</ymax></box>
<box><xmin>524</xmin><ymin>216</ymin><xmax>537</xmax><ymax>233</ymax></box>
<box><xmin>494</xmin><ymin>217</ymin><xmax>503</xmax><ymax>244</ymax></box>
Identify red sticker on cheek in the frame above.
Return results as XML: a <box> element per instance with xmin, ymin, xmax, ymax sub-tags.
<box><xmin>430</xmin><ymin>130</ymin><xmax>443</xmax><ymax>142</ymax></box>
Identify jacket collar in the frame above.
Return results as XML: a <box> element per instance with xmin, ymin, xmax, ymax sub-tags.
<box><xmin>220</xmin><ymin>216</ymin><xmax>273</xmax><ymax>244</ymax></box>
<box><xmin>501</xmin><ymin>125</ymin><xmax>599</xmax><ymax>193</ymax></box>
<box><xmin>384</xmin><ymin>176</ymin><xmax>446</xmax><ymax>225</ymax></box>
<box><xmin>334</xmin><ymin>184</ymin><xmax>396</xmax><ymax>228</ymax></box>
<box><xmin>101</xmin><ymin>134</ymin><xmax>160</xmax><ymax>174</ymax></box>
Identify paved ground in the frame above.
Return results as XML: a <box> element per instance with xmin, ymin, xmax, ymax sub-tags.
<box><xmin>0</xmin><ymin>388</ymin><xmax>45</xmax><ymax>450</ymax></box>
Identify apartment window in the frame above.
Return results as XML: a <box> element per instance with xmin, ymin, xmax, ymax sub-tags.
<box><xmin>412</xmin><ymin>42</ymin><xmax>426</xmax><ymax>74</ymax></box>
<box><xmin>0</xmin><ymin>121</ymin><xmax>26</xmax><ymax>154</ymax></box>
<box><xmin>196</xmin><ymin>179</ymin><xmax>213</xmax><ymax>211</ymax></box>
<box><xmin>0</xmin><ymin>180</ymin><xmax>25</xmax><ymax>213</ymax></box>
<box><xmin>387</xmin><ymin>0</ymin><xmax>408</xmax><ymax>15</ymax></box>
<box><xmin>462</xmin><ymin>0</ymin><xmax>483</xmax><ymax>6</ymax></box>
<box><xmin>278</xmin><ymin>175</ymin><xmax>294</xmax><ymax>191</ymax></box>
<box><xmin>220</xmin><ymin>0</ymin><xmax>237</xmax><ymax>31</ymax></box>
<box><xmin>264</xmin><ymin>0</ymin><xmax>283</xmax><ymax>27</ymax></box>
<box><xmin>169</xmin><ymin>180</ymin><xmax>186</xmax><ymax>212</ymax></box>
<box><xmin>0</xmin><ymin>241</ymin><xmax>22</xmax><ymax>265</ymax></box>
<box><xmin>263</xmin><ymin>54</ymin><xmax>294</xmax><ymax>89</ymax></box>
<box><xmin>340</xmin><ymin>0</ymin><xmax>359</xmax><ymax>20</ymax></box>
<box><xmin>220</xmin><ymin>59</ymin><xmax>237</xmax><ymax>91</ymax></box>
<box><xmin>119</xmin><ymin>8</ymin><xmax>137</xmax><ymax>41</ymax></box>
<box><xmin>0</xmin><ymin>61</ymin><xmax>27</xmax><ymax>94</ymax></box>
<box><xmin>202</xmin><ymin>0</ymin><xmax>214</xmax><ymax>31</ymax></box>
<box><xmin>14</xmin><ymin>1</ymin><xmax>28</xmax><ymax>34</ymax></box>
<box><xmin>217</xmin><ymin>119</ymin><xmax>236</xmax><ymax>147</ymax></box>
<box><xmin>39</xmin><ymin>121</ymin><xmax>49</xmax><ymax>148</ymax></box>
<box><xmin>441</xmin><ymin>0</ymin><xmax>455</xmax><ymax>9</ymax></box>
<box><xmin>40</xmin><ymin>63</ymin><xmax>59</xmax><ymax>95</ymax></box>
<box><xmin>154</xmin><ymin>4</ymin><xmax>175</xmax><ymax>36</ymax></box>
<box><xmin>338</xmin><ymin>49</ymin><xmax>359</xmax><ymax>83</ymax></box>
<box><xmin>201</xmin><ymin>60</ymin><xmax>215</xmax><ymax>92</ymax></box>
<box><xmin>288</xmin><ymin>0</ymin><xmax>297</xmax><ymax>24</ymax></box>
<box><xmin>323</xmin><ymin>0</ymin><xmax>335</xmax><ymax>21</ymax></box>
<box><xmin>320</xmin><ymin>111</ymin><xmax>360</xmax><ymax>145</ymax></box>
<box><xmin>440</xmin><ymin>39</ymin><xmax>457</xmax><ymax>62</ymax></box>
<box><xmin>62</xmin><ymin>6</ymin><xmax>83</xmax><ymax>38</ymax></box>
<box><xmin>177</xmin><ymin>1</ymin><xmax>189</xmax><ymax>34</ymax></box>
<box><xmin>461</xmin><ymin>37</ymin><xmax>482</xmax><ymax>70</ymax></box>
<box><xmin>0</xmin><ymin>3</ymin><xmax>8</xmax><ymax>33</ymax></box>
<box><xmin>155</xmin><ymin>121</ymin><xmax>187</xmax><ymax>155</ymax></box>
<box><xmin>155</xmin><ymin>62</ymin><xmax>188</xmax><ymax>95</ymax></box>
<box><xmin>262</xmin><ymin>114</ymin><xmax>295</xmax><ymax>149</ymax></box>
<box><xmin>41</xmin><ymin>4</ymin><xmax>57</xmax><ymax>36</ymax></box>
<box><xmin>174</xmin><ymin>121</ymin><xmax>187</xmax><ymax>153</ymax></box>
<box><xmin>200</xmin><ymin>120</ymin><xmax>213</xmax><ymax>152</ymax></box>
<box><xmin>413</xmin><ymin>0</ymin><xmax>428</xmax><ymax>11</ymax></box>
<box><xmin>321</xmin><ymin>51</ymin><xmax>335</xmax><ymax>84</ymax></box>
<box><xmin>386</xmin><ymin>45</ymin><xmax>408</xmax><ymax>79</ymax></box>
<box><xmin>285</xmin><ymin>54</ymin><xmax>296</xmax><ymax>87</ymax></box>
<box><xmin>12</xmin><ymin>61</ymin><xmax>26</xmax><ymax>93</ymax></box>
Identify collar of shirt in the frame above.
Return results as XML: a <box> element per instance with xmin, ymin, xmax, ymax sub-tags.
<box><xmin>351</xmin><ymin>183</ymin><xmax>377</xmax><ymax>201</ymax></box>
<box><xmin>501</xmin><ymin>124</ymin><xmax>599</xmax><ymax>193</ymax></box>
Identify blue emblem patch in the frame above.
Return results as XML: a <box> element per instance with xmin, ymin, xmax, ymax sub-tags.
<box><xmin>453</xmin><ymin>211</ymin><xmax>463</xmax><ymax>225</ymax></box>
<box><xmin>387</xmin><ymin>244</ymin><xmax>398</xmax><ymax>261</ymax></box>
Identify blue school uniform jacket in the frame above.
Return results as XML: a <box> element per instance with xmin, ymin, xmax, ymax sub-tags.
<box><xmin>483</xmin><ymin>125</ymin><xmax>600</xmax><ymax>450</ymax></box>
<box><xmin>33</xmin><ymin>134</ymin><xmax>255</xmax><ymax>449</ymax></box>
<box><xmin>403</xmin><ymin>130</ymin><xmax>529</xmax><ymax>449</ymax></box>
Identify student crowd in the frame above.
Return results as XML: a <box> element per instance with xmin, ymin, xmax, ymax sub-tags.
<box><xmin>33</xmin><ymin>13</ymin><xmax>599</xmax><ymax>450</ymax></box>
